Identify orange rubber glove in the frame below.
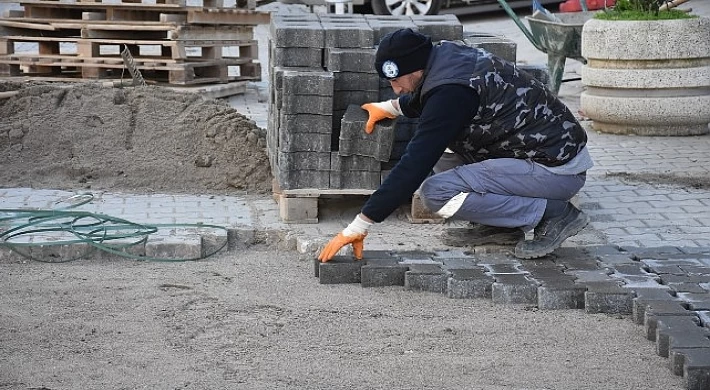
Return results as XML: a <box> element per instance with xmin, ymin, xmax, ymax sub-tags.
<box><xmin>360</xmin><ymin>100</ymin><xmax>402</xmax><ymax>134</ymax></box>
<box><xmin>318</xmin><ymin>214</ymin><xmax>373</xmax><ymax>262</ymax></box>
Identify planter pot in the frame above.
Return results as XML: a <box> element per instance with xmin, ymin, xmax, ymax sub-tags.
<box><xmin>580</xmin><ymin>16</ymin><xmax>710</xmax><ymax>136</ymax></box>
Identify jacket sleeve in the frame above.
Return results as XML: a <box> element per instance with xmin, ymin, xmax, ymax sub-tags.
<box><xmin>397</xmin><ymin>94</ymin><xmax>422</xmax><ymax>118</ymax></box>
<box><xmin>361</xmin><ymin>84</ymin><xmax>480</xmax><ymax>222</ymax></box>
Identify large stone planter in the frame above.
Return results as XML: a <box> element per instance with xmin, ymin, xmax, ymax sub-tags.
<box><xmin>580</xmin><ymin>17</ymin><xmax>710</xmax><ymax>136</ymax></box>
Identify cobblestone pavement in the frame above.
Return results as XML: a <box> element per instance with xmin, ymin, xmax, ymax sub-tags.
<box><xmin>2</xmin><ymin>2</ymin><xmax>710</xmax><ymax>388</ymax></box>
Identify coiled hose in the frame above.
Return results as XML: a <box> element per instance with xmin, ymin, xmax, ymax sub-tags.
<box><xmin>0</xmin><ymin>193</ymin><xmax>228</xmax><ymax>263</ymax></box>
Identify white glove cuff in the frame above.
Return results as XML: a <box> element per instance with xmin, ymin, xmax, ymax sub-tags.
<box><xmin>383</xmin><ymin>99</ymin><xmax>403</xmax><ymax>116</ymax></box>
<box><xmin>342</xmin><ymin>214</ymin><xmax>373</xmax><ymax>237</ymax></box>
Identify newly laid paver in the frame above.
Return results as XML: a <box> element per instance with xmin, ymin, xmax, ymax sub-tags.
<box><xmin>669</xmin><ymin>348</ymin><xmax>710</xmax><ymax>390</ymax></box>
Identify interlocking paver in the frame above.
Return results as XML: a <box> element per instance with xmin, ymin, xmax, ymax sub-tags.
<box><xmin>491</xmin><ymin>274</ymin><xmax>538</xmax><ymax>305</ymax></box>
<box><xmin>447</xmin><ymin>268</ymin><xmax>494</xmax><ymax>299</ymax></box>
<box><xmin>585</xmin><ymin>283</ymin><xmax>634</xmax><ymax>314</ymax></box>
<box><xmin>404</xmin><ymin>263</ymin><xmax>449</xmax><ymax>293</ymax></box>
<box><xmin>318</xmin><ymin>255</ymin><xmax>364</xmax><ymax>284</ymax></box>
<box><xmin>538</xmin><ymin>281</ymin><xmax>587</xmax><ymax>310</ymax></box>
<box><xmin>669</xmin><ymin>348</ymin><xmax>710</xmax><ymax>390</ymax></box>
<box><xmin>642</xmin><ymin>302</ymin><xmax>699</xmax><ymax>340</ymax></box>
<box><xmin>656</xmin><ymin>317</ymin><xmax>710</xmax><ymax>358</ymax></box>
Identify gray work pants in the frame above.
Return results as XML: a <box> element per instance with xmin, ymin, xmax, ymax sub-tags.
<box><xmin>420</xmin><ymin>154</ymin><xmax>586</xmax><ymax>231</ymax></box>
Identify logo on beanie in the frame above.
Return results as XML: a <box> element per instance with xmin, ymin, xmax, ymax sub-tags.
<box><xmin>382</xmin><ymin>60</ymin><xmax>399</xmax><ymax>79</ymax></box>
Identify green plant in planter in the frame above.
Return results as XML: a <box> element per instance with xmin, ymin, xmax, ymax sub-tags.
<box><xmin>595</xmin><ymin>0</ymin><xmax>695</xmax><ymax>20</ymax></box>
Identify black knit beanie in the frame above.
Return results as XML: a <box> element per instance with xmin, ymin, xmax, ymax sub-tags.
<box><xmin>375</xmin><ymin>28</ymin><xmax>433</xmax><ymax>80</ymax></box>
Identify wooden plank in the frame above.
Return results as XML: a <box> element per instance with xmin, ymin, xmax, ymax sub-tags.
<box><xmin>0</xmin><ymin>20</ymin><xmax>58</xmax><ymax>31</ymax></box>
<box><xmin>277</xmin><ymin>195</ymin><xmax>318</xmax><ymax>224</ymax></box>
<box><xmin>25</xmin><ymin>5</ymin><xmax>83</xmax><ymax>19</ymax></box>
<box><xmin>281</xmin><ymin>189</ymin><xmax>376</xmax><ymax>197</ymax></box>
<box><xmin>159</xmin><ymin>13</ymin><xmax>186</xmax><ymax>23</ymax></box>
<box><xmin>4</xmin><ymin>17</ymin><xmax>178</xmax><ymax>27</ymax></box>
<box><xmin>169</xmin><ymin>25</ymin><xmax>254</xmax><ymax>41</ymax></box>
<box><xmin>78</xmin><ymin>23</ymin><xmax>175</xmax><ymax>31</ymax></box>
<box><xmin>3</xmin><ymin>35</ymin><xmax>80</xmax><ymax>43</ymax></box>
<box><xmin>0</xmin><ymin>39</ymin><xmax>12</xmax><ymax>56</ymax></box>
<box><xmin>82</xmin><ymin>12</ymin><xmax>106</xmax><ymax>20</ymax></box>
<box><xmin>165</xmin><ymin>80</ymin><xmax>248</xmax><ymax>99</ymax></box>
<box><xmin>16</xmin><ymin>0</ymin><xmax>184</xmax><ymax>11</ymax></box>
<box><xmin>186</xmin><ymin>9</ymin><xmax>270</xmax><ymax>26</ymax></box>
<box><xmin>0</xmin><ymin>54</ymin><xmax>242</xmax><ymax>84</ymax></box>
<box><xmin>4</xmin><ymin>10</ymin><xmax>25</xmax><ymax>18</ymax></box>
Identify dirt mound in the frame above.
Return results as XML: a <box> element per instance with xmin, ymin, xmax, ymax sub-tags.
<box><xmin>0</xmin><ymin>82</ymin><xmax>272</xmax><ymax>194</ymax></box>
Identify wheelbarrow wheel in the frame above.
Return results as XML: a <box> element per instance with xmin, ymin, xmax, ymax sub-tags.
<box><xmin>371</xmin><ymin>0</ymin><xmax>441</xmax><ymax>15</ymax></box>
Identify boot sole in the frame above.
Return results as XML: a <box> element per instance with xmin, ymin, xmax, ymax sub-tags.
<box><xmin>514</xmin><ymin>212</ymin><xmax>590</xmax><ymax>259</ymax></box>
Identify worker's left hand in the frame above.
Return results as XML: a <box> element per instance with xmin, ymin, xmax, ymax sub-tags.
<box><xmin>318</xmin><ymin>214</ymin><xmax>373</xmax><ymax>262</ymax></box>
<box><xmin>361</xmin><ymin>99</ymin><xmax>402</xmax><ymax>134</ymax></box>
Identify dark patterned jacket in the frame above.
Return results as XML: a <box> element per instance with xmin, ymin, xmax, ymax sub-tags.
<box><xmin>417</xmin><ymin>41</ymin><xmax>587</xmax><ymax>167</ymax></box>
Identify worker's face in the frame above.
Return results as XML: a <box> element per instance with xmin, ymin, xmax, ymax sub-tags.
<box><xmin>388</xmin><ymin>70</ymin><xmax>424</xmax><ymax>95</ymax></box>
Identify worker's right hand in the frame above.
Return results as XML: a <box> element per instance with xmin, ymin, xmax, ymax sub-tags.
<box><xmin>318</xmin><ymin>231</ymin><xmax>367</xmax><ymax>262</ymax></box>
<box><xmin>318</xmin><ymin>214</ymin><xmax>373</xmax><ymax>262</ymax></box>
<box><xmin>361</xmin><ymin>100</ymin><xmax>402</xmax><ymax>134</ymax></box>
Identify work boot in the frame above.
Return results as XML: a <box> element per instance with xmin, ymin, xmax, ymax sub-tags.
<box><xmin>441</xmin><ymin>223</ymin><xmax>525</xmax><ymax>246</ymax></box>
<box><xmin>514</xmin><ymin>203</ymin><xmax>589</xmax><ymax>259</ymax></box>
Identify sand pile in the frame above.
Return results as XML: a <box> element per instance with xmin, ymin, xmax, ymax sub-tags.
<box><xmin>0</xmin><ymin>82</ymin><xmax>272</xmax><ymax>194</ymax></box>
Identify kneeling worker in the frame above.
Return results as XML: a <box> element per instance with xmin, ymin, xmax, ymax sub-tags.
<box><xmin>318</xmin><ymin>28</ymin><xmax>593</xmax><ymax>262</ymax></box>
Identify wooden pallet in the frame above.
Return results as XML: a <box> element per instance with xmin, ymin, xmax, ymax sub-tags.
<box><xmin>8</xmin><ymin>2</ymin><xmax>269</xmax><ymax>24</ymax></box>
<box><xmin>271</xmin><ymin>181</ymin><xmax>444</xmax><ymax>225</ymax></box>
<box><xmin>0</xmin><ymin>19</ymin><xmax>257</xmax><ymax>41</ymax></box>
<box><xmin>0</xmin><ymin>54</ymin><xmax>260</xmax><ymax>84</ymax></box>
<box><xmin>275</xmin><ymin>188</ymin><xmax>376</xmax><ymax>224</ymax></box>
<box><xmin>0</xmin><ymin>33</ymin><xmax>261</xmax><ymax>83</ymax></box>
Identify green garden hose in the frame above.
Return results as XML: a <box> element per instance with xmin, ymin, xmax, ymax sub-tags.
<box><xmin>0</xmin><ymin>193</ymin><xmax>228</xmax><ymax>263</ymax></box>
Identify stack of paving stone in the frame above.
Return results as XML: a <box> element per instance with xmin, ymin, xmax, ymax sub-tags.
<box><xmin>267</xmin><ymin>12</ymin><xmax>465</xmax><ymax>191</ymax></box>
<box><xmin>267</xmin><ymin>13</ymin><xmax>528</xmax><ymax>192</ymax></box>
<box><xmin>316</xmin><ymin>245</ymin><xmax>710</xmax><ymax>390</ymax></box>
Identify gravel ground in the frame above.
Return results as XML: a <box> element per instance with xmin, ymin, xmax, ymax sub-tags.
<box><xmin>0</xmin><ymin>249</ymin><xmax>684</xmax><ymax>390</ymax></box>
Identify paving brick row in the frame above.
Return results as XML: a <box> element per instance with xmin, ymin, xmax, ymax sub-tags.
<box><xmin>271</xmin><ymin>46</ymin><xmax>324</xmax><ymax>68</ymax></box>
<box><xmin>482</xmin><ymin>263</ymin><xmax>527</xmax><ymax>275</ymax></box>
<box><xmin>439</xmin><ymin>257</ymin><xmax>482</xmax><ymax>270</ymax></box>
<box><xmin>462</xmin><ymin>32</ymin><xmax>517</xmax><ymax>63</ymax></box>
<box><xmin>279</xmin><ymin>113</ymin><xmax>332</xmax><ymax>134</ymax></box>
<box><xmin>584</xmin><ymin>282</ymin><xmax>634</xmax><ymax>314</ymax></box>
<box><xmin>632</xmin><ymin>290</ymin><xmax>683</xmax><ymax>325</ymax></box>
<box><xmin>447</xmin><ymin>268</ymin><xmax>494</xmax><ymax>299</ymax></box>
<box><xmin>330</xmin><ymin>171</ymin><xmax>380</xmax><ymax>190</ymax></box>
<box><xmin>655</xmin><ymin>316</ymin><xmax>710</xmax><ymax>358</ymax></box>
<box><xmin>408</xmin><ymin>14</ymin><xmax>463</xmax><ymax>41</ymax></box>
<box><xmin>338</xmin><ymin>104</ymin><xmax>396</xmax><ymax>161</ymax></box>
<box><xmin>537</xmin><ymin>280</ymin><xmax>587</xmax><ymax>310</ymax></box>
<box><xmin>279</xmin><ymin>131</ymin><xmax>331</xmax><ymax>153</ymax></box>
<box><xmin>311</xmin><ymin>248</ymin><xmax>710</xmax><ymax>388</ymax></box>
<box><xmin>405</xmin><ymin>263</ymin><xmax>449</xmax><ymax>293</ymax></box>
<box><xmin>640</xmin><ymin>300</ymin><xmax>698</xmax><ymax>339</ymax></box>
<box><xmin>321</xmin><ymin>22</ymin><xmax>374</xmax><ymax>48</ymax></box>
<box><xmin>267</xmin><ymin>14</ymin><xmax>540</xmax><ymax>193</ymax></box>
<box><xmin>677</xmin><ymin>293</ymin><xmax>710</xmax><ymax>311</ymax></box>
<box><xmin>333</xmin><ymin>71</ymin><xmax>380</xmax><ymax>91</ymax></box>
<box><xmin>325</xmin><ymin>48</ymin><xmax>377</xmax><ymax>72</ymax></box>
<box><xmin>282</xmin><ymin>70</ymin><xmax>334</xmax><ymax>96</ymax></box>
<box><xmin>668</xmin><ymin>348</ymin><xmax>710</xmax><ymax>390</ymax></box>
<box><xmin>333</xmin><ymin>90</ymin><xmax>379</xmax><ymax>111</ymax></box>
